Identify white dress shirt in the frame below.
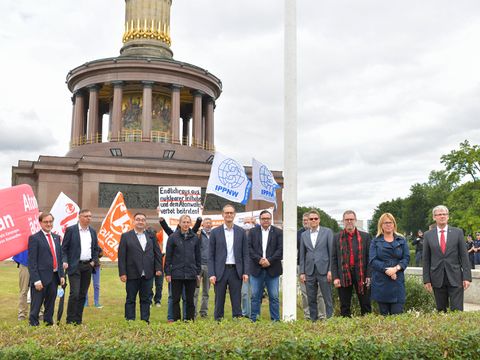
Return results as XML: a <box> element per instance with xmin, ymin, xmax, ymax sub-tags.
<box><xmin>79</xmin><ymin>226</ymin><xmax>92</xmax><ymax>261</ymax></box>
<box><xmin>224</xmin><ymin>224</ymin><xmax>235</xmax><ymax>264</ymax></box>
<box><xmin>136</xmin><ymin>232</ymin><xmax>147</xmax><ymax>276</ymax></box>
<box><xmin>437</xmin><ymin>225</ymin><xmax>449</xmax><ymax>246</ymax></box>
<box><xmin>261</xmin><ymin>226</ymin><xmax>270</xmax><ymax>258</ymax></box>
<box><xmin>310</xmin><ymin>228</ymin><xmax>319</xmax><ymax>248</ymax></box>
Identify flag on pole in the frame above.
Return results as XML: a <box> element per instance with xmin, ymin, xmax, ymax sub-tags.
<box><xmin>97</xmin><ymin>192</ymin><xmax>133</xmax><ymax>261</ymax></box>
<box><xmin>50</xmin><ymin>192</ymin><xmax>80</xmax><ymax>240</ymax></box>
<box><xmin>206</xmin><ymin>152</ymin><xmax>251</xmax><ymax>205</ymax></box>
<box><xmin>252</xmin><ymin>158</ymin><xmax>281</xmax><ymax>207</ymax></box>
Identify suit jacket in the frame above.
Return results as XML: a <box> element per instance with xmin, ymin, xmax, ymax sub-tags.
<box><xmin>61</xmin><ymin>224</ymin><xmax>99</xmax><ymax>275</ymax></box>
<box><xmin>331</xmin><ymin>229</ymin><xmax>372</xmax><ymax>281</ymax></box>
<box><xmin>28</xmin><ymin>230</ymin><xmax>64</xmax><ymax>286</ymax></box>
<box><xmin>423</xmin><ymin>226</ymin><xmax>472</xmax><ymax>287</ymax></box>
<box><xmin>208</xmin><ymin>224</ymin><xmax>249</xmax><ymax>281</ymax></box>
<box><xmin>118</xmin><ymin>229</ymin><xmax>162</xmax><ymax>280</ymax></box>
<box><xmin>249</xmin><ymin>225</ymin><xmax>283</xmax><ymax>277</ymax></box>
<box><xmin>299</xmin><ymin>226</ymin><xmax>333</xmax><ymax>276</ymax></box>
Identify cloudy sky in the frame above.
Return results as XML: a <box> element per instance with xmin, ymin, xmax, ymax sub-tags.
<box><xmin>1</xmin><ymin>0</ymin><xmax>479</xmax><ymax>220</ymax></box>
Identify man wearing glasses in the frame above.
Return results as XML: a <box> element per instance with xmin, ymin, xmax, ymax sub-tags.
<box><xmin>28</xmin><ymin>213</ymin><xmax>65</xmax><ymax>326</ymax></box>
<box><xmin>423</xmin><ymin>205</ymin><xmax>471</xmax><ymax>311</ymax></box>
<box><xmin>118</xmin><ymin>213</ymin><xmax>163</xmax><ymax>323</ymax></box>
<box><xmin>331</xmin><ymin>210</ymin><xmax>372</xmax><ymax>317</ymax></box>
<box><xmin>248</xmin><ymin>210</ymin><xmax>283</xmax><ymax>321</ymax></box>
<box><xmin>209</xmin><ymin>204</ymin><xmax>249</xmax><ymax>321</ymax></box>
<box><xmin>299</xmin><ymin>210</ymin><xmax>334</xmax><ymax>320</ymax></box>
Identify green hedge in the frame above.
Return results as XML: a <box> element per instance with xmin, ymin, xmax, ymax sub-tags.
<box><xmin>1</xmin><ymin>312</ymin><xmax>480</xmax><ymax>359</ymax></box>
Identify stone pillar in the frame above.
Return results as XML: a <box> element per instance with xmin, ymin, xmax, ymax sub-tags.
<box><xmin>142</xmin><ymin>81</ymin><xmax>154</xmax><ymax>141</ymax></box>
<box><xmin>87</xmin><ymin>85</ymin><xmax>100</xmax><ymax>143</ymax></box>
<box><xmin>182</xmin><ymin>117</ymin><xmax>190</xmax><ymax>146</ymax></box>
<box><xmin>111</xmin><ymin>81</ymin><xmax>124</xmax><ymax>142</ymax></box>
<box><xmin>192</xmin><ymin>90</ymin><xmax>203</xmax><ymax>148</ymax></box>
<box><xmin>205</xmin><ymin>98</ymin><xmax>215</xmax><ymax>150</ymax></box>
<box><xmin>72</xmin><ymin>90</ymin><xmax>86</xmax><ymax>146</ymax></box>
<box><xmin>70</xmin><ymin>96</ymin><xmax>75</xmax><ymax>146</ymax></box>
<box><xmin>170</xmin><ymin>84</ymin><xmax>181</xmax><ymax>144</ymax></box>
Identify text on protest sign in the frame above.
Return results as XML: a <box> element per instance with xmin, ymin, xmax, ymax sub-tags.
<box><xmin>158</xmin><ymin>186</ymin><xmax>202</xmax><ymax>216</ymax></box>
<box><xmin>0</xmin><ymin>184</ymin><xmax>40</xmax><ymax>261</ymax></box>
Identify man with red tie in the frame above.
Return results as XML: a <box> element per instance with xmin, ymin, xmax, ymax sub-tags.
<box><xmin>423</xmin><ymin>205</ymin><xmax>472</xmax><ymax>311</ymax></box>
<box><xmin>28</xmin><ymin>213</ymin><xmax>65</xmax><ymax>326</ymax></box>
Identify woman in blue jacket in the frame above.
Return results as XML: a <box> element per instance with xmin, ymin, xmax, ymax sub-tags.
<box><xmin>369</xmin><ymin>213</ymin><xmax>410</xmax><ymax>315</ymax></box>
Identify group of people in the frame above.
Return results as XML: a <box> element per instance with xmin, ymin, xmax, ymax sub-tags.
<box><xmin>26</xmin><ymin>209</ymin><xmax>101</xmax><ymax>326</ymax></box>
<box><xmin>23</xmin><ymin>202</ymin><xmax>473</xmax><ymax>326</ymax></box>
<box><xmin>297</xmin><ymin>205</ymin><xmax>472</xmax><ymax>318</ymax></box>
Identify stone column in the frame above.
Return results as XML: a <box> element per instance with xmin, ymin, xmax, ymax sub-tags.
<box><xmin>170</xmin><ymin>84</ymin><xmax>181</xmax><ymax>144</ymax></box>
<box><xmin>182</xmin><ymin>116</ymin><xmax>190</xmax><ymax>146</ymax></box>
<box><xmin>205</xmin><ymin>98</ymin><xmax>215</xmax><ymax>150</ymax></box>
<box><xmin>142</xmin><ymin>81</ymin><xmax>154</xmax><ymax>141</ymax></box>
<box><xmin>111</xmin><ymin>81</ymin><xmax>124</xmax><ymax>142</ymax></box>
<box><xmin>70</xmin><ymin>96</ymin><xmax>75</xmax><ymax>146</ymax></box>
<box><xmin>72</xmin><ymin>90</ymin><xmax>86</xmax><ymax>146</ymax></box>
<box><xmin>87</xmin><ymin>85</ymin><xmax>100</xmax><ymax>143</ymax></box>
<box><xmin>192</xmin><ymin>90</ymin><xmax>203</xmax><ymax>148</ymax></box>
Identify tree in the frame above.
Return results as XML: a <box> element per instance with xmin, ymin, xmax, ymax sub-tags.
<box><xmin>446</xmin><ymin>182</ymin><xmax>480</xmax><ymax>235</ymax></box>
<box><xmin>297</xmin><ymin>206</ymin><xmax>340</xmax><ymax>232</ymax></box>
<box><xmin>440</xmin><ymin>140</ymin><xmax>480</xmax><ymax>182</ymax></box>
<box><xmin>401</xmin><ymin>183</ymin><xmax>431</xmax><ymax>234</ymax></box>
<box><xmin>369</xmin><ymin>198</ymin><xmax>405</xmax><ymax>235</ymax></box>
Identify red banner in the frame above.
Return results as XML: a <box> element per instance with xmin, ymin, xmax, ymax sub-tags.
<box><xmin>0</xmin><ymin>184</ymin><xmax>40</xmax><ymax>261</ymax></box>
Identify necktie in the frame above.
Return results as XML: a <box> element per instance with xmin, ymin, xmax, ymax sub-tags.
<box><xmin>440</xmin><ymin>230</ymin><xmax>446</xmax><ymax>254</ymax></box>
<box><xmin>46</xmin><ymin>233</ymin><xmax>58</xmax><ymax>270</ymax></box>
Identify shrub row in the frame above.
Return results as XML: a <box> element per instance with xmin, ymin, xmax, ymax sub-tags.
<box><xmin>1</xmin><ymin>311</ymin><xmax>480</xmax><ymax>359</ymax></box>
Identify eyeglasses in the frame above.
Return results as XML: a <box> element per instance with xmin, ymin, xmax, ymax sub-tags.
<box><xmin>309</xmin><ymin>217</ymin><xmax>319</xmax><ymax>221</ymax></box>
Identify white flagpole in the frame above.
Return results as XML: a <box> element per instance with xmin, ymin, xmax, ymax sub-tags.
<box><xmin>282</xmin><ymin>0</ymin><xmax>297</xmax><ymax>321</ymax></box>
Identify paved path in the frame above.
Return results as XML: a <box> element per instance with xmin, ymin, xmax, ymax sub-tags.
<box><xmin>464</xmin><ymin>303</ymin><xmax>480</xmax><ymax>311</ymax></box>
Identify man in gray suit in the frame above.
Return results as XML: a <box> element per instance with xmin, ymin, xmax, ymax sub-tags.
<box><xmin>300</xmin><ymin>210</ymin><xmax>334</xmax><ymax>320</ymax></box>
<box><xmin>423</xmin><ymin>205</ymin><xmax>472</xmax><ymax>311</ymax></box>
<box><xmin>209</xmin><ymin>204</ymin><xmax>249</xmax><ymax>321</ymax></box>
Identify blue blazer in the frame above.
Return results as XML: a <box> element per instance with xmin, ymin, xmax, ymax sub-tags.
<box><xmin>28</xmin><ymin>230</ymin><xmax>64</xmax><ymax>286</ymax></box>
<box><xmin>62</xmin><ymin>224</ymin><xmax>99</xmax><ymax>275</ymax></box>
<box><xmin>208</xmin><ymin>224</ymin><xmax>249</xmax><ymax>281</ymax></box>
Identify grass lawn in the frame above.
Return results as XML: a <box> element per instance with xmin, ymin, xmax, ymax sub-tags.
<box><xmin>0</xmin><ymin>261</ymin><xmax>304</xmax><ymax>325</ymax></box>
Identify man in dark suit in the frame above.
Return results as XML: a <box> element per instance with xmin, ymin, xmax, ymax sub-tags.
<box><xmin>423</xmin><ymin>205</ymin><xmax>472</xmax><ymax>311</ymax></box>
<box><xmin>62</xmin><ymin>209</ymin><xmax>99</xmax><ymax>325</ymax></box>
<box><xmin>332</xmin><ymin>210</ymin><xmax>372</xmax><ymax>317</ymax></box>
<box><xmin>208</xmin><ymin>204</ymin><xmax>249</xmax><ymax>321</ymax></box>
<box><xmin>28</xmin><ymin>213</ymin><xmax>65</xmax><ymax>326</ymax></box>
<box><xmin>300</xmin><ymin>210</ymin><xmax>334</xmax><ymax>320</ymax></box>
<box><xmin>248</xmin><ymin>210</ymin><xmax>283</xmax><ymax>321</ymax></box>
<box><xmin>118</xmin><ymin>213</ymin><xmax>162</xmax><ymax>323</ymax></box>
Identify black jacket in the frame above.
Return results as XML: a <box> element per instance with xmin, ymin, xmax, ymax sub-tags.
<box><xmin>249</xmin><ymin>225</ymin><xmax>283</xmax><ymax>277</ymax></box>
<box><xmin>118</xmin><ymin>229</ymin><xmax>163</xmax><ymax>280</ymax></box>
<box><xmin>165</xmin><ymin>229</ymin><xmax>201</xmax><ymax>280</ymax></box>
<box><xmin>331</xmin><ymin>229</ymin><xmax>372</xmax><ymax>281</ymax></box>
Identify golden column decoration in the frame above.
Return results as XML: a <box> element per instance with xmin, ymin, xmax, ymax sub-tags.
<box><xmin>120</xmin><ymin>0</ymin><xmax>173</xmax><ymax>58</ymax></box>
